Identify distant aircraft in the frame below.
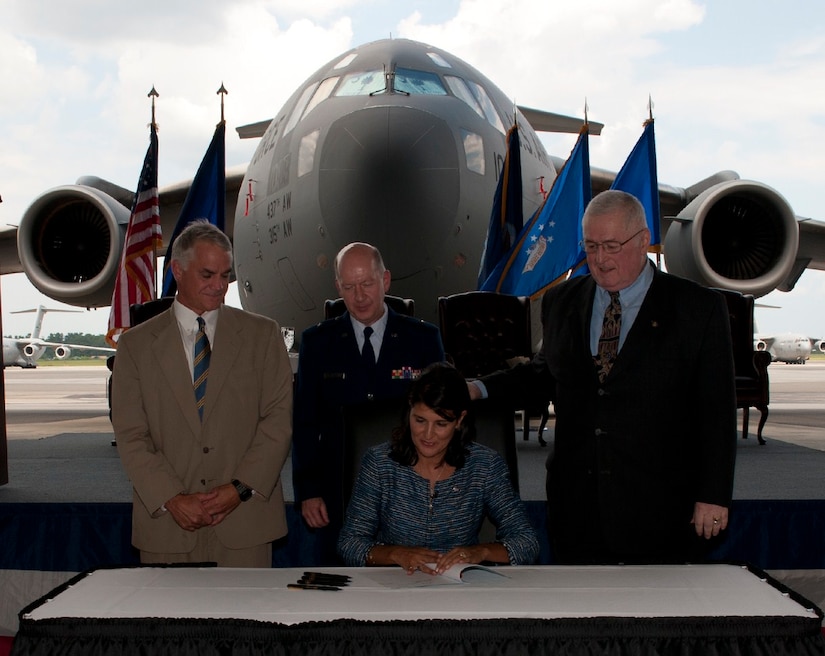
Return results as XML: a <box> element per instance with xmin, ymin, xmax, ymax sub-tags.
<box><xmin>3</xmin><ymin>38</ymin><xmax>825</xmax><ymax>341</ymax></box>
<box><xmin>754</xmin><ymin>332</ymin><xmax>825</xmax><ymax>364</ymax></box>
<box><xmin>2</xmin><ymin>305</ymin><xmax>115</xmax><ymax>368</ymax></box>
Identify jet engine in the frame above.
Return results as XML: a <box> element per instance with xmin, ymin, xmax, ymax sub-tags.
<box><xmin>663</xmin><ymin>180</ymin><xmax>799</xmax><ymax>298</ymax></box>
<box><xmin>53</xmin><ymin>346</ymin><xmax>71</xmax><ymax>359</ymax></box>
<box><xmin>813</xmin><ymin>340</ymin><xmax>825</xmax><ymax>354</ymax></box>
<box><xmin>22</xmin><ymin>344</ymin><xmax>39</xmax><ymax>358</ymax></box>
<box><xmin>18</xmin><ymin>185</ymin><xmax>129</xmax><ymax>307</ymax></box>
<box><xmin>754</xmin><ymin>339</ymin><xmax>767</xmax><ymax>352</ymax></box>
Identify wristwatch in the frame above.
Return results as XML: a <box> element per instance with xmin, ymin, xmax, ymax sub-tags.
<box><xmin>232</xmin><ymin>479</ymin><xmax>253</xmax><ymax>502</ymax></box>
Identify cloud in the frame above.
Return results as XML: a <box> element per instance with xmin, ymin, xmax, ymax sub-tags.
<box><xmin>2</xmin><ymin>0</ymin><xmax>825</xmax><ymax>337</ymax></box>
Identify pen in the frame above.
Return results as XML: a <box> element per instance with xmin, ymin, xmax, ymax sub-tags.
<box><xmin>300</xmin><ymin>574</ymin><xmax>351</xmax><ymax>584</ymax></box>
<box><xmin>287</xmin><ymin>583</ymin><xmax>341</xmax><ymax>591</ymax></box>
<box><xmin>303</xmin><ymin>571</ymin><xmax>351</xmax><ymax>581</ymax></box>
<box><xmin>299</xmin><ymin>578</ymin><xmax>347</xmax><ymax>587</ymax></box>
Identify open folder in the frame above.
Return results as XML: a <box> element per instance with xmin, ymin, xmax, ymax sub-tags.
<box><xmin>424</xmin><ymin>563</ymin><xmax>509</xmax><ymax>584</ymax></box>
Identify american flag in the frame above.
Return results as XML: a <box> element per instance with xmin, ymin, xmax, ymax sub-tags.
<box><xmin>105</xmin><ymin>124</ymin><xmax>162</xmax><ymax>347</ymax></box>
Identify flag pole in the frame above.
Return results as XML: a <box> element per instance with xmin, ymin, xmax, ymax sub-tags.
<box><xmin>148</xmin><ymin>86</ymin><xmax>160</xmax><ymax>299</ymax></box>
<box><xmin>646</xmin><ymin>94</ymin><xmax>661</xmax><ymax>269</ymax></box>
<box><xmin>149</xmin><ymin>86</ymin><xmax>159</xmax><ymax>130</ymax></box>
<box><xmin>160</xmin><ymin>86</ymin><xmax>228</xmax><ymax>297</ymax></box>
<box><xmin>217</xmin><ymin>82</ymin><xmax>228</xmax><ymax>126</ymax></box>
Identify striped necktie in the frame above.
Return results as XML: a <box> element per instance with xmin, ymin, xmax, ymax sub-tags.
<box><xmin>193</xmin><ymin>317</ymin><xmax>211</xmax><ymax>420</ymax></box>
<box><xmin>594</xmin><ymin>291</ymin><xmax>621</xmax><ymax>382</ymax></box>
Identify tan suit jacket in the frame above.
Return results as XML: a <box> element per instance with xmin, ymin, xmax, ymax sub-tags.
<box><xmin>113</xmin><ymin>304</ymin><xmax>292</xmax><ymax>554</ymax></box>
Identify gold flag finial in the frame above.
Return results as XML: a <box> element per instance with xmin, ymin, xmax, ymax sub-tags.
<box><xmin>217</xmin><ymin>83</ymin><xmax>228</xmax><ymax>124</ymax></box>
<box><xmin>148</xmin><ymin>86</ymin><xmax>159</xmax><ymax>129</ymax></box>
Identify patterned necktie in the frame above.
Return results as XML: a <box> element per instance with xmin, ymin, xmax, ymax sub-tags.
<box><xmin>594</xmin><ymin>291</ymin><xmax>621</xmax><ymax>382</ymax></box>
<box><xmin>362</xmin><ymin>326</ymin><xmax>376</xmax><ymax>367</ymax></box>
<box><xmin>193</xmin><ymin>317</ymin><xmax>211</xmax><ymax>420</ymax></box>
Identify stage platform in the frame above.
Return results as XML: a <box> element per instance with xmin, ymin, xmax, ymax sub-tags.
<box><xmin>2</xmin><ymin>364</ymin><xmax>825</xmax><ymax>638</ymax></box>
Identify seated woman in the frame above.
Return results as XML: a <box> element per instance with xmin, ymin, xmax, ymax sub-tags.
<box><xmin>337</xmin><ymin>362</ymin><xmax>539</xmax><ymax>574</ymax></box>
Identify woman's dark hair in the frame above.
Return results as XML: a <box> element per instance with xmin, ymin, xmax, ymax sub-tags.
<box><xmin>389</xmin><ymin>362</ymin><xmax>475</xmax><ymax>468</ymax></box>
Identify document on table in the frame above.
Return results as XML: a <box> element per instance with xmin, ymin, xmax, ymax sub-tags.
<box><xmin>363</xmin><ymin>564</ymin><xmax>509</xmax><ymax>588</ymax></box>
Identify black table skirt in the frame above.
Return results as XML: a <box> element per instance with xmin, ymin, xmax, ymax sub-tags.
<box><xmin>11</xmin><ymin>614</ymin><xmax>825</xmax><ymax>656</ymax></box>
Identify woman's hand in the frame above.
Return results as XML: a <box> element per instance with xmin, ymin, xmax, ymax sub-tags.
<box><xmin>376</xmin><ymin>545</ymin><xmax>442</xmax><ymax>575</ymax></box>
<box><xmin>434</xmin><ymin>546</ymin><xmax>484</xmax><ymax>573</ymax></box>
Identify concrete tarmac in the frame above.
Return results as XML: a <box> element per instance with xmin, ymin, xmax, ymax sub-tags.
<box><xmin>2</xmin><ymin>361</ymin><xmax>825</xmax><ymax>502</ymax></box>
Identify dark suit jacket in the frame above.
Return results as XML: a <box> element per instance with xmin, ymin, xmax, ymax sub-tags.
<box><xmin>292</xmin><ymin>307</ymin><xmax>444</xmax><ymax>515</ymax></box>
<box><xmin>483</xmin><ymin>267</ymin><xmax>737</xmax><ymax>562</ymax></box>
<box><xmin>113</xmin><ymin>305</ymin><xmax>293</xmax><ymax>555</ymax></box>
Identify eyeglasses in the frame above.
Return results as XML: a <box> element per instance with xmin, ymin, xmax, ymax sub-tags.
<box><xmin>580</xmin><ymin>228</ymin><xmax>646</xmax><ymax>255</ymax></box>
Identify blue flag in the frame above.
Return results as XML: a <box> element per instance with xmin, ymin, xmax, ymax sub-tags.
<box><xmin>161</xmin><ymin>121</ymin><xmax>227</xmax><ymax>297</ymax></box>
<box><xmin>477</xmin><ymin>123</ymin><xmax>523</xmax><ymax>288</ymax></box>
<box><xmin>481</xmin><ymin>127</ymin><xmax>591</xmax><ymax>298</ymax></box>
<box><xmin>611</xmin><ymin>119</ymin><xmax>661</xmax><ymax>249</ymax></box>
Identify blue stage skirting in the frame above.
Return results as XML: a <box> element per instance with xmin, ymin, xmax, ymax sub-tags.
<box><xmin>1</xmin><ymin>500</ymin><xmax>824</xmax><ymax>572</ymax></box>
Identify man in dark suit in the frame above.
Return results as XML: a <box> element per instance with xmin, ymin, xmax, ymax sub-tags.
<box><xmin>473</xmin><ymin>190</ymin><xmax>737</xmax><ymax>565</ymax></box>
<box><xmin>292</xmin><ymin>242</ymin><xmax>445</xmax><ymax>563</ymax></box>
<box><xmin>113</xmin><ymin>221</ymin><xmax>293</xmax><ymax>567</ymax></box>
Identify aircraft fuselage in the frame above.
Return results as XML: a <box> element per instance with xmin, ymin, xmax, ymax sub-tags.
<box><xmin>233</xmin><ymin>38</ymin><xmax>555</xmax><ymax>338</ymax></box>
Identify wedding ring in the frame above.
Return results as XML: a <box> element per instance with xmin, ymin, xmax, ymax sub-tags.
<box><xmin>459</xmin><ymin>551</ymin><xmax>467</xmax><ymax>558</ymax></box>
<box><xmin>712</xmin><ymin>519</ymin><xmax>719</xmax><ymax>524</ymax></box>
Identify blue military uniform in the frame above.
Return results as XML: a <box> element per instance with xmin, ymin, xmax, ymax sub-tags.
<box><xmin>291</xmin><ymin>307</ymin><xmax>444</xmax><ymax>563</ymax></box>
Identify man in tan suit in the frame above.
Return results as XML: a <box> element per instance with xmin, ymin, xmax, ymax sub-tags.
<box><xmin>113</xmin><ymin>221</ymin><xmax>292</xmax><ymax>567</ymax></box>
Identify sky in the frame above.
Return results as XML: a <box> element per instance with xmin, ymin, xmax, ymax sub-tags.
<box><xmin>2</xmin><ymin>0</ymin><xmax>825</xmax><ymax>339</ymax></box>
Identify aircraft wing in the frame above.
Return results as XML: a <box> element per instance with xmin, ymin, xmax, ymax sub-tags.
<box><xmin>517</xmin><ymin>106</ymin><xmax>603</xmax><ymax>135</ymax></box>
<box><xmin>37</xmin><ymin>341</ymin><xmax>115</xmax><ymax>353</ymax></box>
<box><xmin>7</xmin><ymin>166</ymin><xmax>246</xmax><ymax>307</ymax></box>
<box><xmin>574</xmin><ymin>159</ymin><xmax>825</xmax><ymax>293</ymax></box>
<box><xmin>7</xmin><ymin>158</ymin><xmax>825</xmax><ymax>308</ymax></box>
<box><xmin>75</xmin><ymin>164</ymin><xmax>247</xmax><ymax>258</ymax></box>
<box><xmin>0</xmin><ymin>224</ymin><xmax>22</xmax><ymax>275</ymax></box>
<box><xmin>32</xmin><ymin>340</ymin><xmax>115</xmax><ymax>360</ymax></box>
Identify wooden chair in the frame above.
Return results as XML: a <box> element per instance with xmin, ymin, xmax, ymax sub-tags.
<box><xmin>713</xmin><ymin>288</ymin><xmax>770</xmax><ymax>445</ymax></box>
<box><xmin>324</xmin><ymin>295</ymin><xmax>415</xmax><ymax>319</ymax></box>
<box><xmin>437</xmin><ymin>291</ymin><xmax>551</xmax><ymax>445</ymax></box>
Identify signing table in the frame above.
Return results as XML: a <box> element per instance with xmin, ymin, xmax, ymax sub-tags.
<box><xmin>12</xmin><ymin>564</ymin><xmax>825</xmax><ymax>655</ymax></box>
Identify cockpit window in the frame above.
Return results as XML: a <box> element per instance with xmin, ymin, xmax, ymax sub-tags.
<box><xmin>461</xmin><ymin>130</ymin><xmax>485</xmax><ymax>175</ymax></box>
<box><xmin>468</xmin><ymin>81</ymin><xmax>505</xmax><ymax>134</ymax></box>
<box><xmin>284</xmin><ymin>83</ymin><xmax>318</xmax><ymax>134</ymax></box>
<box><xmin>394</xmin><ymin>67</ymin><xmax>447</xmax><ymax>95</ymax></box>
<box><xmin>334</xmin><ymin>53</ymin><xmax>357</xmax><ymax>69</ymax></box>
<box><xmin>336</xmin><ymin>70</ymin><xmax>385</xmax><ymax>96</ymax></box>
<box><xmin>426</xmin><ymin>52</ymin><xmax>451</xmax><ymax>68</ymax></box>
<box><xmin>304</xmin><ymin>77</ymin><xmax>339</xmax><ymax>117</ymax></box>
<box><xmin>335</xmin><ymin>68</ymin><xmax>447</xmax><ymax>96</ymax></box>
<box><xmin>444</xmin><ymin>76</ymin><xmax>484</xmax><ymax>120</ymax></box>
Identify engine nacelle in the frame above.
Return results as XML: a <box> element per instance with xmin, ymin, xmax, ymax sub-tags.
<box><xmin>18</xmin><ymin>185</ymin><xmax>129</xmax><ymax>307</ymax></box>
<box><xmin>663</xmin><ymin>180</ymin><xmax>799</xmax><ymax>298</ymax></box>
<box><xmin>53</xmin><ymin>346</ymin><xmax>72</xmax><ymax>360</ymax></box>
<box><xmin>23</xmin><ymin>343</ymin><xmax>39</xmax><ymax>358</ymax></box>
<box><xmin>754</xmin><ymin>339</ymin><xmax>767</xmax><ymax>352</ymax></box>
<box><xmin>814</xmin><ymin>340</ymin><xmax>825</xmax><ymax>354</ymax></box>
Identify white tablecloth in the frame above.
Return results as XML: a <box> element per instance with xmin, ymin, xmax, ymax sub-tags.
<box><xmin>23</xmin><ymin>564</ymin><xmax>818</xmax><ymax>626</ymax></box>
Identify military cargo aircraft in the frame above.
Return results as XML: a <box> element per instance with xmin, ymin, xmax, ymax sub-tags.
<box><xmin>4</xmin><ymin>38</ymin><xmax>825</xmax><ymax>341</ymax></box>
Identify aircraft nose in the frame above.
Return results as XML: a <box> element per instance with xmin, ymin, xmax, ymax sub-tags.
<box><xmin>318</xmin><ymin>105</ymin><xmax>460</xmax><ymax>275</ymax></box>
